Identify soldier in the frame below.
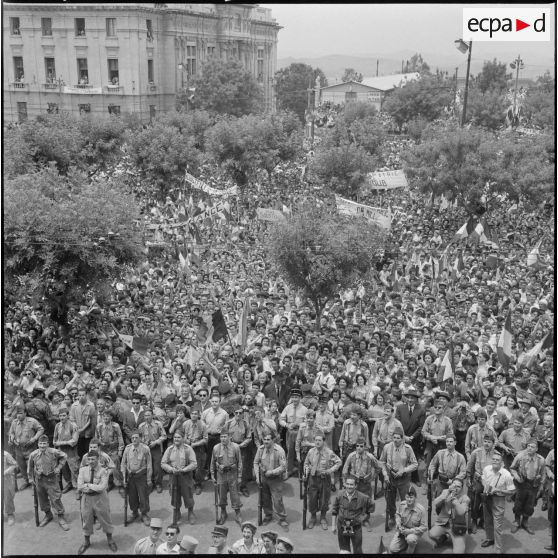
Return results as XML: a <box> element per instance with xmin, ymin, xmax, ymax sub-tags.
<box><xmin>332</xmin><ymin>474</ymin><xmax>374</xmax><ymax>553</ymax></box>
<box><xmin>161</xmin><ymin>431</ymin><xmax>197</xmax><ymax>525</ymax></box>
<box><xmin>4</xmin><ymin>450</ymin><xmax>17</xmax><ymax>525</ymax></box>
<box><xmin>179</xmin><ymin>535</ymin><xmax>199</xmax><ymax>554</ymax></box>
<box><xmin>466</xmin><ymin>432</ymin><xmax>500</xmax><ymax>534</ymax></box>
<box><xmin>27</xmin><ymin>434</ymin><xmax>69</xmax><ymax>530</ymax></box>
<box><xmin>388</xmin><ymin>486</ymin><xmax>427</xmax><ymax>554</ymax></box>
<box><xmin>54</xmin><ymin>407</ymin><xmax>80</xmax><ymax>493</ymax></box>
<box><xmin>226</xmin><ymin>404</ymin><xmax>252</xmax><ymax>497</ymax></box>
<box><xmin>480</xmin><ymin>452</ymin><xmax>516</xmax><ymax>552</ymax></box>
<box><xmin>8</xmin><ymin>404</ymin><xmax>44</xmax><ymax>489</ymax></box>
<box><xmin>372</xmin><ymin>400</ymin><xmax>403</xmax><ymax>457</ymax></box>
<box><xmin>211</xmin><ymin>430</ymin><xmax>243</xmax><ymax>525</ymax></box>
<box><xmin>303</xmin><ymin>429</ymin><xmax>342</xmax><ymax>529</ymax></box>
<box><xmin>427</xmin><ymin>433</ymin><xmax>467</xmax><ymax>498</ymax></box>
<box><xmin>533</xmin><ymin>412</ymin><xmax>554</xmax><ymax>459</ymax></box>
<box><xmin>96</xmin><ymin>409</ymin><xmax>124</xmax><ymax>494</ymax></box>
<box><xmin>77</xmin><ymin>449</ymin><xmax>118</xmax><ymax>554</ymax></box>
<box><xmin>252</xmin><ymin>406</ymin><xmax>278</xmax><ymax>448</ymax></box>
<box><xmin>253</xmin><ymin>432</ymin><xmax>289</xmax><ymax>530</ymax></box>
<box><xmin>300</xmin><ymin>383</ymin><xmax>318</xmax><ymax>411</ymax></box>
<box><xmin>138</xmin><ymin>408</ymin><xmax>166</xmax><ymax>494</ymax></box>
<box><xmin>509</xmin><ymin>438</ymin><xmax>546</xmax><ymax>535</ymax></box>
<box><xmin>342</xmin><ymin>436</ymin><xmax>382</xmax><ymax>502</ymax></box>
<box><xmin>422</xmin><ymin>398</ymin><xmax>454</xmax><ymax>472</ymax></box>
<box><xmin>133</xmin><ymin>517</ymin><xmax>163</xmax><ymax>554</ymax></box>
<box><xmin>428</xmin><ymin>479</ymin><xmax>470</xmax><ymax>553</ymax></box>
<box><xmin>279</xmin><ymin>388</ymin><xmax>308</xmax><ymax>476</ymax></box>
<box><xmin>121</xmin><ymin>431</ymin><xmax>152</xmax><ymax>526</ymax></box>
<box><xmin>295</xmin><ymin>409</ymin><xmax>319</xmax><ymax>470</ymax></box>
<box><xmin>464</xmin><ymin>409</ymin><xmax>497</xmax><ymax>460</ymax></box>
<box><xmin>498</xmin><ymin>415</ymin><xmax>529</xmax><ymax>468</ymax></box>
<box><xmin>208</xmin><ymin>525</ymin><xmax>233</xmax><ymax>554</ymax></box>
<box><xmin>339</xmin><ymin>407</ymin><xmax>370</xmax><ymax>471</ymax></box>
<box><xmin>182</xmin><ymin>408</ymin><xmax>208</xmax><ymax>495</ymax></box>
<box><xmin>202</xmin><ymin>395</ymin><xmax>230</xmax><ymax>476</ymax></box>
<box><xmin>380</xmin><ymin>427</ymin><xmax>418</xmax><ymax>531</ymax></box>
<box><xmin>314</xmin><ymin>395</ymin><xmax>335</xmax><ymax>449</ymax></box>
<box><xmin>70</xmin><ymin>387</ymin><xmax>96</xmax><ymax>459</ymax></box>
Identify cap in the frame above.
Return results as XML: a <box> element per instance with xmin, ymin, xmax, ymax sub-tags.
<box><xmin>149</xmin><ymin>517</ymin><xmax>163</xmax><ymax>529</ymax></box>
<box><xmin>180</xmin><ymin>535</ymin><xmax>199</xmax><ymax>552</ymax></box>
<box><xmin>276</xmin><ymin>536</ymin><xmax>294</xmax><ymax>551</ymax></box>
<box><xmin>318</xmin><ymin>395</ymin><xmax>329</xmax><ymax>403</ymax></box>
<box><xmin>38</xmin><ymin>434</ymin><xmax>49</xmax><ymax>443</ymax></box>
<box><xmin>403</xmin><ymin>387</ymin><xmax>420</xmax><ymax>398</ymax></box>
<box><xmin>290</xmin><ymin>388</ymin><xmax>302</xmax><ymax>397</ymax></box>
<box><xmin>240</xmin><ymin>521</ymin><xmax>257</xmax><ymax>533</ymax></box>
<box><xmin>211</xmin><ymin>525</ymin><xmax>228</xmax><ymax>537</ymax></box>
<box><xmin>527</xmin><ymin>438</ymin><xmax>538</xmax><ymax>446</ymax></box>
<box><xmin>103</xmin><ymin>392</ymin><xmax>116</xmax><ymax>403</ymax></box>
<box><xmin>437</xmin><ymin>391</ymin><xmax>451</xmax><ymax>402</ymax></box>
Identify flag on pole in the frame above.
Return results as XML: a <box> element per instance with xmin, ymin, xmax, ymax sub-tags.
<box><xmin>211</xmin><ymin>309</ymin><xmax>229</xmax><ymax>343</ymax></box>
<box><xmin>390</xmin><ymin>264</ymin><xmax>399</xmax><ymax>292</ymax></box>
<box><xmin>527</xmin><ymin>239</ymin><xmax>542</xmax><ymax>267</ymax></box>
<box><xmin>239</xmin><ymin>298</ymin><xmax>250</xmax><ymax>351</ymax></box>
<box><xmin>517</xmin><ymin>331</ymin><xmax>553</xmax><ymax>369</ymax></box>
<box><xmin>452</xmin><ymin>251</ymin><xmax>464</xmax><ymax>279</ymax></box>
<box><xmin>441</xmin><ymin>340</ymin><xmax>455</xmax><ymax>381</ymax></box>
<box><xmin>496</xmin><ymin>312</ymin><xmax>513</xmax><ymax>369</ymax></box>
<box><xmin>116</xmin><ymin>330</ymin><xmax>150</xmax><ymax>356</ymax></box>
<box><xmin>453</xmin><ymin>216</ymin><xmax>476</xmax><ymax>241</ymax></box>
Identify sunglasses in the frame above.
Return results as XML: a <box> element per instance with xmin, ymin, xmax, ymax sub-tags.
<box><xmin>356</xmin><ymin>444</ymin><xmax>365</xmax><ymax>447</ymax></box>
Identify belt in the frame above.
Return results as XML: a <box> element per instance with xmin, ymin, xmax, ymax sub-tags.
<box><xmin>311</xmin><ymin>472</ymin><xmax>330</xmax><ymax>479</ymax></box>
<box><xmin>128</xmin><ymin>468</ymin><xmax>147</xmax><ymax>476</ymax></box>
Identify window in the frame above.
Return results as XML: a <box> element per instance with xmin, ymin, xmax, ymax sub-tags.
<box><xmin>17</xmin><ymin>102</ymin><xmax>27</xmax><ymax>122</ymax></box>
<box><xmin>75</xmin><ymin>18</ymin><xmax>85</xmax><ymax>36</ymax></box>
<box><xmin>257</xmin><ymin>48</ymin><xmax>264</xmax><ymax>82</ymax></box>
<box><xmin>147</xmin><ymin>59</ymin><xmax>154</xmax><ymax>82</ymax></box>
<box><xmin>207</xmin><ymin>46</ymin><xmax>215</xmax><ymax>57</ymax></box>
<box><xmin>45</xmin><ymin>58</ymin><xmax>56</xmax><ymax>83</ymax></box>
<box><xmin>186</xmin><ymin>45</ymin><xmax>196</xmax><ymax>77</ymax></box>
<box><xmin>41</xmin><ymin>17</ymin><xmax>52</xmax><ymax>36</ymax></box>
<box><xmin>234</xmin><ymin>14</ymin><xmax>241</xmax><ymax>31</ymax></box>
<box><xmin>10</xmin><ymin>17</ymin><xmax>20</xmax><ymax>35</ymax></box>
<box><xmin>47</xmin><ymin>103</ymin><xmax>59</xmax><ymax>114</ymax></box>
<box><xmin>146</xmin><ymin>19</ymin><xmax>153</xmax><ymax>40</ymax></box>
<box><xmin>108</xmin><ymin>104</ymin><xmax>121</xmax><ymax>115</ymax></box>
<box><xmin>77</xmin><ymin>58</ymin><xmax>88</xmax><ymax>83</ymax></box>
<box><xmin>150</xmin><ymin>105</ymin><xmax>156</xmax><ymax>122</ymax></box>
<box><xmin>106</xmin><ymin>18</ymin><xmax>116</xmax><ymax>37</ymax></box>
<box><xmin>79</xmin><ymin>104</ymin><xmax>91</xmax><ymax>114</ymax></box>
<box><xmin>345</xmin><ymin>91</ymin><xmax>357</xmax><ymax>103</ymax></box>
<box><xmin>13</xmin><ymin>56</ymin><xmax>24</xmax><ymax>81</ymax></box>
<box><xmin>108</xmin><ymin>59</ymin><xmax>119</xmax><ymax>83</ymax></box>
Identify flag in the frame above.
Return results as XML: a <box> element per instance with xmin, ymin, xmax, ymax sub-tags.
<box><xmin>452</xmin><ymin>251</ymin><xmax>464</xmax><ymax>278</ymax></box>
<box><xmin>390</xmin><ymin>264</ymin><xmax>399</xmax><ymax>292</ymax></box>
<box><xmin>497</xmin><ymin>311</ymin><xmax>513</xmax><ymax>369</ymax></box>
<box><xmin>177</xmin><ymin>204</ymin><xmax>188</xmax><ymax>224</ymax></box>
<box><xmin>439</xmin><ymin>195</ymin><xmax>449</xmax><ymax>210</ymax></box>
<box><xmin>239</xmin><ymin>298</ymin><xmax>250</xmax><ymax>351</ymax></box>
<box><xmin>517</xmin><ymin>331</ymin><xmax>553</xmax><ymax>369</ymax></box>
<box><xmin>453</xmin><ymin>217</ymin><xmax>476</xmax><ymax>241</ymax></box>
<box><xmin>527</xmin><ymin>239</ymin><xmax>542</xmax><ymax>267</ymax></box>
<box><xmin>116</xmin><ymin>330</ymin><xmax>150</xmax><ymax>356</ymax></box>
<box><xmin>187</xmin><ymin>344</ymin><xmax>203</xmax><ymax>369</ymax></box>
<box><xmin>196</xmin><ymin>321</ymin><xmax>209</xmax><ymax>344</ymax></box>
<box><xmin>178</xmin><ymin>251</ymin><xmax>188</xmax><ymax>270</ymax></box>
<box><xmin>441</xmin><ymin>340</ymin><xmax>455</xmax><ymax>381</ymax></box>
<box><xmin>211</xmin><ymin>309</ymin><xmax>229</xmax><ymax>343</ymax></box>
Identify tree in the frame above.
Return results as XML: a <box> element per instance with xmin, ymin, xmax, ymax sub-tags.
<box><xmin>521</xmin><ymin>78</ymin><xmax>555</xmax><ymax>129</ymax></box>
<box><xmin>404</xmin><ymin>53</ymin><xmax>430</xmax><ymax>75</ymax></box>
<box><xmin>192</xmin><ymin>58</ymin><xmax>263</xmax><ymax>116</ymax></box>
<box><xmin>383</xmin><ymin>75</ymin><xmax>453</xmax><ymax>128</ymax></box>
<box><xmin>476</xmin><ymin>58</ymin><xmax>511</xmax><ymax>93</ymax></box>
<box><xmin>125</xmin><ymin>120</ymin><xmax>203</xmax><ymax>198</ymax></box>
<box><xmin>467</xmin><ymin>88</ymin><xmax>508</xmax><ymax>130</ymax></box>
<box><xmin>268</xmin><ymin>206</ymin><xmax>384</xmax><ymax>332</ymax></box>
<box><xmin>4</xmin><ymin>167</ymin><xmax>141</xmax><ymax>324</ymax></box>
<box><xmin>205</xmin><ymin>111</ymin><xmax>303</xmax><ymax>186</ymax></box>
<box><xmin>341</xmin><ymin>68</ymin><xmax>363</xmax><ymax>83</ymax></box>
<box><xmin>275</xmin><ymin>63</ymin><xmax>327</xmax><ymax>120</ymax></box>
<box><xmin>308</xmin><ymin>143</ymin><xmax>376</xmax><ymax>197</ymax></box>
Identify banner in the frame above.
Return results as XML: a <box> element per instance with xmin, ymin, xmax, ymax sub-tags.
<box><xmin>191</xmin><ymin>200</ymin><xmax>230</xmax><ymax>224</ymax></box>
<box><xmin>63</xmin><ymin>86</ymin><xmax>103</xmax><ymax>95</ymax></box>
<box><xmin>256</xmin><ymin>208</ymin><xmax>287</xmax><ymax>223</ymax></box>
<box><xmin>365</xmin><ymin>170</ymin><xmax>408</xmax><ymax>190</ymax></box>
<box><xmin>335</xmin><ymin>195</ymin><xmax>392</xmax><ymax>229</ymax></box>
<box><xmin>184</xmin><ymin>171</ymin><xmax>238</xmax><ymax>197</ymax></box>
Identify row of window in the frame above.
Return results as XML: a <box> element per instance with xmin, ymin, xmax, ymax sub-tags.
<box><xmin>12</xmin><ymin>56</ymin><xmax>155</xmax><ymax>85</ymax></box>
<box><xmin>9</xmin><ymin>16</ymin><xmax>154</xmax><ymax>39</ymax></box>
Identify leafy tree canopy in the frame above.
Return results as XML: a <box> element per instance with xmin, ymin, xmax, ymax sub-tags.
<box><xmin>268</xmin><ymin>206</ymin><xmax>385</xmax><ymax>331</ymax></box>
<box><xmin>341</xmin><ymin>68</ymin><xmax>363</xmax><ymax>83</ymax></box>
<box><xmin>4</xmin><ymin>166</ymin><xmax>142</xmax><ymax>323</ymax></box>
<box><xmin>467</xmin><ymin>88</ymin><xmax>509</xmax><ymax>130</ymax></box>
<box><xmin>275</xmin><ymin>63</ymin><xmax>327</xmax><ymax>120</ymax></box>
<box><xmin>404</xmin><ymin>53</ymin><xmax>431</xmax><ymax>75</ymax></box>
<box><xmin>521</xmin><ymin>75</ymin><xmax>555</xmax><ymax>129</ymax></box>
<box><xmin>475</xmin><ymin>58</ymin><xmax>511</xmax><ymax>93</ymax></box>
<box><xmin>192</xmin><ymin>58</ymin><xmax>263</xmax><ymax>116</ymax></box>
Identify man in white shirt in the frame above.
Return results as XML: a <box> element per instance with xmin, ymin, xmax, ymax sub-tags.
<box><xmin>156</xmin><ymin>523</ymin><xmax>180</xmax><ymax>554</ymax></box>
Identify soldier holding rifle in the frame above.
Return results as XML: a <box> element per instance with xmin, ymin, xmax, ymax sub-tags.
<box><xmin>253</xmin><ymin>432</ymin><xmax>289</xmax><ymax>530</ymax></box>
<box><xmin>427</xmin><ymin>433</ymin><xmax>467</xmax><ymax>499</ymax></box>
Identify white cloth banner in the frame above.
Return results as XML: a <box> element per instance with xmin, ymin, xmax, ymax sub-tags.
<box><xmin>184</xmin><ymin>171</ymin><xmax>238</xmax><ymax>197</ymax></box>
<box><xmin>191</xmin><ymin>200</ymin><xmax>230</xmax><ymax>224</ymax></box>
<box><xmin>256</xmin><ymin>208</ymin><xmax>287</xmax><ymax>223</ymax></box>
<box><xmin>365</xmin><ymin>170</ymin><xmax>409</xmax><ymax>190</ymax></box>
<box><xmin>335</xmin><ymin>195</ymin><xmax>392</xmax><ymax>229</ymax></box>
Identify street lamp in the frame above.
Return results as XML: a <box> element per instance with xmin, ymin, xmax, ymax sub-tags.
<box><xmin>510</xmin><ymin>55</ymin><xmax>524</xmax><ymax>117</ymax></box>
<box><xmin>177</xmin><ymin>62</ymin><xmax>185</xmax><ymax>90</ymax></box>
<box><xmin>454</xmin><ymin>39</ymin><xmax>472</xmax><ymax>127</ymax></box>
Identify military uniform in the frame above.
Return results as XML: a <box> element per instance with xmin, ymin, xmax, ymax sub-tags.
<box><xmin>466</xmin><ymin>447</ymin><xmax>499</xmax><ymax>528</ymax></box>
<box><xmin>134</xmin><ymin>535</ymin><xmax>162</xmax><ymax>554</ymax></box>
<box><xmin>161</xmin><ymin>443</ymin><xmax>197</xmax><ymax>515</ymax></box>
<box><xmin>28</xmin><ymin>446</ymin><xmax>67</xmax><ymax>521</ymax></box>
<box><xmin>211</xmin><ymin>441</ymin><xmax>242</xmax><ymax>513</ymax></box>
<box><xmin>428</xmin><ymin>448</ymin><xmax>467</xmax><ymax>498</ymax></box>
<box><xmin>372</xmin><ymin>416</ymin><xmax>403</xmax><ymax>456</ymax></box>
<box><xmin>314</xmin><ymin>408</ymin><xmax>335</xmax><ymax>449</ymax></box>
<box><xmin>421</xmin><ymin>414</ymin><xmax>453</xmax><ymax>469</ymax></box>
<box><xmin>279</xmin><ymin>402</ymin><xmax>308</xmax><ymax>474</ymax></box>
<box><xmin>498</xmin><ymin>427</ymin><xmax>529</xmax><ymax>468</ymax></box>
<box><xmin>254</xmin><ymin>442</ymin><xmax>288</xmax><ymax>523</ymax></box>
<box><xmin>183</xmin><ymin>418</ymin><xmax>208</xmax><ymax>490</ymax></box>
<box><xmin>389</xmin><ymin>500</ymin><xmax>427</xmax><ymax>554</ymax></box>
<box><xmin>4</xmin><ymin>451</ymin><xmax>17</xmax><ymax>520</ymax></box>
<box><xmin>295</xmin><ymin>422</ymin><xmax>319</xmax><ymax>466</ymax></box>
<box><xmin>96</xmin><ymin>421</ymin><xmax>124</xmax><ymax>487</ymax></box>
<box><xmin>510</xmin><ymin>449</ymin><xmax>546</xmax><ymax>528</ymax></box>
<box><xmin>342</xmin><ymin>450</ymin><xmax>382</xmax><ymax>497</ymax></box>
<box><xmin>137</xmin><ymin>419</ymin><xmax>166</xmax><ymax>489</ymax></box>
<box><xmin>121</xmin><ymin>442</ymin><xmax>152</xmax><ymax>518</ymax></box>
<box><xmin>54</xmin><ymin>419</ymin><xmax>80</xmax><ymax>487</ymax></box>
<box><xmin>429</xmin><ymin>488</ymin><xmax>470</xmax><ymax>553</ymax></box>
<box><xmin>77</xmin><ymin>463</ymin><xmax>114</xmax><ymax>535</ymax></box>
<box><xmin>8</xmin><ymin>415</ymin><xmax>43</xmax><ymax>484</ymax></box>
<box><xmin>226</xmin><ymin>416</ymin><xmax>253</xmax><ymax>491</ymax></box>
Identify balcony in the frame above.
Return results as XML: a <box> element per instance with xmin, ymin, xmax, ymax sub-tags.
<box><xmin>43</xmin><ymin>82</ymin><xmax>59</xmax><ymax>90</ymax></box>
<box><xmin>10</xmin><ymin>81</ymin><xmax>28</xmax><ymax>90</ymax></box>
<box><xmin>105</xmin><ymin>85</ymin><xmax>124</xmax><ymax>94</ymax></box>
<box><xmin>74</xmin><ymin>83</ymin><xmax>94</xmax><ymax>90</ymax></box>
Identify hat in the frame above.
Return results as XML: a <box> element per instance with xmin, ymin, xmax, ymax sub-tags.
<box><xmin>527</xmin><ymin>438</ymin><xmax>538</xmax><ymax>446</ymax></box>
<box><xmin>149</xmin><ymin>517</ymin><xmax>163</xmax><ymax>529</ymax></box>
<box><xmin>180</xmin><ymin>535</ymin><xmax>199</xmax><ymax>552</ymax></box>
<box><xmin>403</xmin><ymin>387</ymin><xmax>420</xmax><ymax>398</ymax></box>
<box><xmin>240</xmin><ymin>521</ymin><xmax>257</xmax><ymax>533</ymax></box>
<box><xmin>301</xmin><ymin>383</ymin><xmax>312</xmax><ymax>394</ymax></box>
<box><xmin>517</xmin><ymin>397</ymin><xmax>531</xmax><ymax>406</ymax></box>
<box><xmin>261</xmin><ymin>530</ymin><xmax>278</xmax><ymax>542</ymax></box>
<box><xmin>318</xmin><ymin>395</ymin><xmax>329</xmax><ymax>403</ymax></box>
<box><xmin>276</xmin><ymin>536</ymin><xmax>294</xmax><ymax>551</ymax></box>
<box><xmin>211</xmin><ymin>525</ymin><xmax>228</xmax><ymax>537</ymax></box>
<box><xmin>103</xmin><ymin>392</ymin><xmax>116</xmax><ymax>403</ymax></box>
<box><xmin>290</xmin><ymin>388</ymin><xmax>302</xmax><ymax>397</ymax></box>
<box><xmin>32</xmin><ymin>386</ymin><xmax>46</xmax><ymax>396</ymax></box>
<box><xmin>437</xmin><ymin>391</ymin><xmax>451</xmax><ymax>402</ymax></box>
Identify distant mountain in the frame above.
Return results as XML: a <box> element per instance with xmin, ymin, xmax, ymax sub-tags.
<box><xmin>277</xmin><ymin>51</ymin><xmax>553</xmax><ymax>82</ymax></box>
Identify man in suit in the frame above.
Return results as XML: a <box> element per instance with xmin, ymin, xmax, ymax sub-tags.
<box><xmin>121</xmin><ymin>394</ymin><xmax>146</xmax><ymax>445</ymax></box>
<box><xmin>263</xmin><ymin>369</ymin><xmax>292</xmax><ymax>412</ymax></box>
<box><xmin>395</xmin><ymin>388</ymin><xmax>426</xmax><ymax>486</ymax></box>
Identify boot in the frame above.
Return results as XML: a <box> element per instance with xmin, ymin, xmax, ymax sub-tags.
<box><xmin>78</xmin><ymin>536</ymin><xmax>90</xmax><ymax>555</ymax></box>
<box><xmin>58</xmin><ymin>515</ymin><xmax>70</xmax><ymax>531</ymax></box>
<box><xmin>188</xmin><ymin>509</ymin><xmax>196</xmax><ymax>525</ymax></box>
<box><xmin>511</xmin><ymin>515</ymin><xmax>521</xmax><ymax>533</ymax></box>
<box><xmin>39</xmin><ymin>513</ymin><xmax>54</xmax><ymax>527</ymax></box>
<box><xmin>308</xmin><ymin>514</ymin><xmax>317</xmax><ymax>529</ymax></box>
<box><xmin>107</xmin><ymin>534</ymin><xmax>118</xmax><ymax>552</ymax></box>
<box><xmin>320</xmin><ymin>513</ymin><xmax>328</xmax><ymax>530</ymax></box>
<box><xmin>235</xmin><ymin>510</ymin><xmax>243</xmax><ymax>526</ymax></box>
<box><xmin>217</xmin><ymin>508</ymin><xmax>227</xmax><ymax>525</ymax></box>
<box><xmin>521</xmin><ymin>516</ymin><xmax>535</xmax><ymax>535</ymax></box>
<box><xmin>469</xmin><ymin>518</ymin><xmax>477</xmax><ymax>534</ymax></box>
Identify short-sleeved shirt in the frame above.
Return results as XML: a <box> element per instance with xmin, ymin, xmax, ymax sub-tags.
<box><xmin>499</xmin><ymin>427</ymin><xmax>529</xmax><ymax>454</ymax></box>
<box><xmin>510</xmin><ymin>450</ymin><xmax>545</xmax><ymax>481</ymax></box>
<box><xmin>134</xmin><ymin>536</ymin><xmax>162</xmax><ymax>554</ymax></box>
<box><xmin>121</xmin><ymin>443</ymin><xmax>152</xmax><ymax>476</ymax></box>
<box><xmin>304</xmin><ymin>446</ymin><xmax>342</xmax><ymax>476</ymax></box>
<box><xmin>397</xmin><ymin>502</ymin><xmax>427</xmax><ymax>534</ymax></box>
<box><xmin>28</xmin><ymin>447</ymin><xmax>66</xmax><ymax>477</ymax></box>
<box><xmin>481</xmin><ymin>465</ymin><xmax>515</xmax><ymax>493</ymax></box>
<box><xmin>202</xmin><ymin>407</ymin><xmax>229</xmax><ymax>434</ymax></box>
<box><xmin>161</xmin><ymin>444</ymin><xmax>197</xmax><ymax>470</ymax></box>
<box><xmin>343</xmin><ymin>450</ymin><xmax>381</xmax><ymax>480</ymax></box>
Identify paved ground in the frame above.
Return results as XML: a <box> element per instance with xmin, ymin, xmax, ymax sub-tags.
<box><xmin>3</xmin><ymin>475</ymin><xmax>553</xmax><ymax>555</ymax></box>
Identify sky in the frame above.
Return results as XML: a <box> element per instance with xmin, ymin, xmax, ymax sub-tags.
<box><xmin>265</xmin><ymin>3</ymin><xmax>555</xmax><ymax>71</ymax></box>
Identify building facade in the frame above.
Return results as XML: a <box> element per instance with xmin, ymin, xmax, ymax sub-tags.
<box><xmin>3</xmin><ymin>3</ymin><xmax>280</xmax><ymax>123</ymax></box>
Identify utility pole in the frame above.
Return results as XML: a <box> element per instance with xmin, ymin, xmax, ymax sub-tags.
<box><xmin>461</xmin><ymin>40</ymin><xmax>472</xmax><ymax>127</ymax></box>
<box><xmin>401</xmin><ymin>60</ymin><xmax>404</xmax><ymax>74</ymax></box>
<box><xmin>306</xmin><ymin>79</ymin><xmax>314</xmax><ymax>147</ymax></box>
<box><xmin>510</xmin><ymin>54</ymin><xmax>524</xmax><ymax>116</ymax></box>
<box><xmin>376</xmin><ymin>59</ymin><xmax>379</xmax><ymax>76</ymax></box>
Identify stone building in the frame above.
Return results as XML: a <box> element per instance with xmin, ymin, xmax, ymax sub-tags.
<box><xmin>3</xmin><ymin>2</ymin><xmax>280</xmax><ymax>123</ymax></box>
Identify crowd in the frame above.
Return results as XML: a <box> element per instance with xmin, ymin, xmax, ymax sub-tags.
<box><xmin>3</xmin><ymin>126</ymin><xmax>555</xmax><ymax>555</ymax></box>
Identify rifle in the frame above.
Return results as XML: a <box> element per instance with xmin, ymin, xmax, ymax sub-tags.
<box><xmin>172</xmin><ymin>473</ymin><xmax>180</xmax><ymax>525</ymax></box>
<box><xmin>374</xmin><ymin>472</ymin><xmax>378</xmax><ymax>500</ymax></box>
<box><xmin>427</xmin><ymin>477</ymin><xmax>433</xmax><ymax>530</ymax></box>
<box><xmin>214</xmin><ymin>481</ymin><xmax>220</xmax><ymax>524</ymax></box>
<box><xmin>299</xmin><ymin>464</ymin><xmax>303</xmax><ymax>499</ymax></box>
<box><xmin>123</xmin><ymin>470</ymin><xmax>129</xmax><ymax>527</ymax></box>
<box><xmin>384</xmin><ymin>465</ymin><xmax>396</xmax><ymax>533</ymax></box>
<box><xmin>257</xmin><ymin>470</ymin><xmax>263</xmax><ymax>526</ymax></box>
<box><xmin>32</xmin><ymin>472</ymin><xmax>39</xmax><ymax>527</ymax></box>
<box><xmin>302</xmin><ymin>474</ymin><xmax>308</xmax><ymax>530</ymax></box>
